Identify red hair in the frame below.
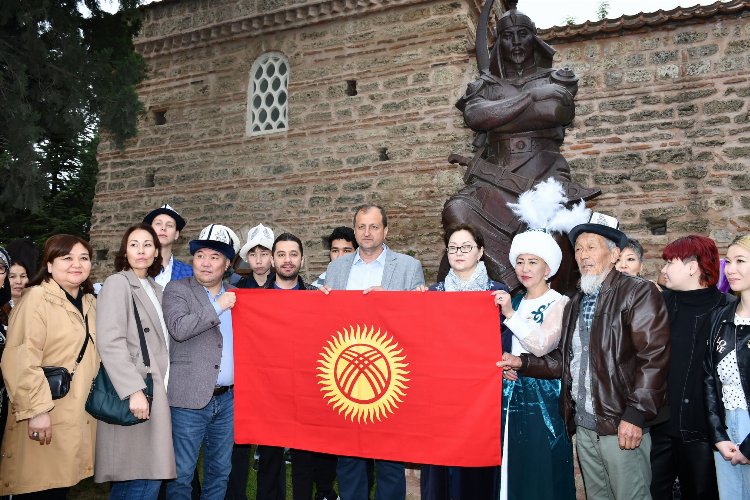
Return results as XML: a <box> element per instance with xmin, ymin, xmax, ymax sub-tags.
<box><xmin>662</xmin><ymin>235</ymin><xmax>719</xmax><ymax>287</ymax></box>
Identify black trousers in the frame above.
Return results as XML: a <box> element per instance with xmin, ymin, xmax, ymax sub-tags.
<box><xmin>14</xmin><ymin>488</ymin><xmax>70</xmax><ymax>500</ymax></box>
<box><xmin>650</xmin><ymin>429</ymin><xmax>719</xmax><ymax>500</ymax></box>
<box><xmin>225</xmin><ymin>444</ymin><xmax>252</xmax><ymax>500</ymax></box>
<box><xmin>290</xmin><ymin>449</ymin><xmax>337</xmax><ymax>500</ymax></box>
<box><xmin>256</xmin><ymin>445</ymin><xmax>286</xmax><ymax>500</ymax></box>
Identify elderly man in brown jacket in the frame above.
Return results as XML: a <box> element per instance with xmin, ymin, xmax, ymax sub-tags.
<box><xmin>500</xmin><ymin>216</ymin><xmax>670</xmax><ymax>500</ymax></box>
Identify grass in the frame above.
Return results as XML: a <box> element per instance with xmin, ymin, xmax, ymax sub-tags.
<box><xmin>70</xmin><ymin>446</ymin><xmax>296</xmax><ymax>499</ymax></box>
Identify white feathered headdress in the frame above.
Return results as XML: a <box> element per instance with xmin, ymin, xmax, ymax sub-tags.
<box><xmin>506</xmin><ymin>178</ymin><xmax>590</xmax><ymax>277</ymax></box>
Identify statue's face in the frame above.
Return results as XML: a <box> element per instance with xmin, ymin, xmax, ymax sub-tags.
<box><xmin>499</xmin><ymin>25</ymin><xmax>534</xmax><ymax>68</ymax></box>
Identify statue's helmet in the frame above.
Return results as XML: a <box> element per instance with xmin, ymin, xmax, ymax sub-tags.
<box><xmin>489</xmin><ymin>5</ymin><xmax>556</xmax><ymax>76</ymax></box>
<box><xmin>497</xmin><ymin>6</ymin><xmax>536</xmax><ymax>33</ymax></box>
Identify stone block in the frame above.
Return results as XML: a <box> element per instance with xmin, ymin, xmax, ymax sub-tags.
<box><xmin>731</xmin><ymin>174</ymin><xmax>750</xmax><ymax>189</ymax></box>
<box><xmin>599</xmin><ymin>98</ymin><xmax>637</xmax><ymax>112</ymax></box>
<box><xmin>630</xmin><ymin>169</ymin><xmax>667</xmax><ymax>182</ymax></box>
<box><xmin>601</xmin><ymin>153</ymin><xmax>643</xmax><ymax>169</ymax></box>
<box><xmin>672</xmin><ymin>219</ymin><xmax>710</xmax><ymax>233</ymax></box>
<box><xmin>646</xmin><ymin>147</ymin><xmax>691</xmax><ymax>164</ymax></box>
<box><xmin>629</xmin><ymin>109</ymin><xmax>674</xmax><ymax>122</ymax></box>
<box><xmin>625</xmin><ymin>70</ymin><xmax>652</xmax><ymax>83</ymax></box>
<box><xmin>724</xmin><ymin>146</ymin><xmax>750</xmax><ymax>159</ymax></box>
<box><xmin>727</xmin><ymin>39</ymin><xmax>750</xmax><ymax>54</ymax></box>
<box><xmin>664</xmin><ymin>88</ymin><xmax>717</xmax><ymax>104</ymax></box>
<box><xmin>673</xmin><ymin>165</ymin><xmax>708</xmax><ymax>179</ymax></box>
<box><xmin>686</xmin><ymin>61</ymin><xmax>711</xmax><ymax>76</ymax></box>
<box><xmin>657</xmin><ymin>65</ymin><xmax>680</xmax><ymax>79</ymax></box>
<box><xmin>641</xmin><ymin>182</ymin><xmax>677</xmax><ymax>192</ymax></box>
<box><xmin>651</xmin><ymin>50</ymin><xmax>678</xmax><ymax>64</ymax></box>
<box><xmin>593</xmin><ymin>172</ymin><xmax>630</xmax><ymax>185</ymax></box>
<box><xmin>719</xmin><ymin>56</ymin><xmax>745</xmax><ymax>72</ymax></box>
<box><xmin>687</xmin><ymin>44</ymin><xmax>718</xmax><ymax>58</ymax></box>
<box><xmin>674</xmin><ymin>31</ymin><xmax>709</xmax><ymax>44</ymax></box>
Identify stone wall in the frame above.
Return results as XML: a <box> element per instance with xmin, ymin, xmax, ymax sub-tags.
<box><xmin>91</xmin><ymin>0</ymin><xmax>480</xmax><ymax>281</ymax></box>
<box><xmin>544</xmin><ymin>4</ymin><xmax>750</xmax><ymax>278</ymax></box>
<box><xmin>91</xmin><ymin>0</ymin><xmax>750</xmax><ymax>284</ymax></box>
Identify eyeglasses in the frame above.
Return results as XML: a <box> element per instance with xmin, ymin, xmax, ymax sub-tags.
<box><xmin>446</xmin><ymin>244</ymin><xmax>477</xmax><ymax>254</ymax></box>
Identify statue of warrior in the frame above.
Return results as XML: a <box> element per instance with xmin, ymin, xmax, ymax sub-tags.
<box><xmin>440</xmin><ymin>0</ymin><xmax>600</xmax><ymax>293</ymax></box>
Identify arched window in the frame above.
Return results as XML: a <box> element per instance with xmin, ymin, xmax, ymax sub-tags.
<box><xmin>247</xmin><ymin>52</ymin><xmax>289</xmax><ymax>136</ymax></box>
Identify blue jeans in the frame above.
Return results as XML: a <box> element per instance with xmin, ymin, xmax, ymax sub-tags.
<box><xmin>109</xmin><ymin>479</ymin><xmax>162</xmax><ymax>500</ymax></box>
<box><xmin>337</xmin><ymin>457</ymin><xmax>405</xmax><ymax>500</ymax></box>
<box><xmin>167</xmin><ymin>390</ymin><xmax>234</xmax><ymax>500</ymax></box>
<box><xmin>714</xmin><ymin>408</ymin><xmax>750</xmax><ymax>500</ymax></box>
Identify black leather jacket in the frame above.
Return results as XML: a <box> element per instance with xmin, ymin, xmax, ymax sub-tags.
<box><xmin>704</xmin><ymin>299</ymin><xmax>750</xmax><ymax>458</ymax></box>
<box><xmin>656</xmin><ymin>288</ymin><xmax>734</xmax><ymax>442</ymax></box>
<box><xmin>521</xmin><ymin>269</ymin><xmax>671</xmax><ymax>436</ymax></box>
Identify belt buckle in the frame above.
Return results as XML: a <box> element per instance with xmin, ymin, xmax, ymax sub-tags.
<box><xmin>510</xmin><ymin>138</ymin><xmax>532</xmax><ymax>154</ymax></box>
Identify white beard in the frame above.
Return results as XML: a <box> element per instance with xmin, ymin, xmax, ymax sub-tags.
<box><xmin>580</xmin><ymin>271</ymin><xmax>608</xmax><ymax>295</ymax></box>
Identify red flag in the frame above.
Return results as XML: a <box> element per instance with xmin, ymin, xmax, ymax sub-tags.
<box><xmin>232</xmin><ymin>289</ymin><xmax>502</xmax><ymax>466</ymax></box>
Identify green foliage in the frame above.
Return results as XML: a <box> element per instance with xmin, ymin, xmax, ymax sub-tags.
<box><xmin>1</xmin><ymin>134</ymin><xmax>99</xmax><ymax>247</ymax></box>
<box><xmin>597</xmin><ymin>1</ymin><xmax>610</xmax><ymax>21</ymax></box>
<box><xmin>0</xmin><ymin>0</ymin><xmax>145</xmax><ymax>238</ymax></box>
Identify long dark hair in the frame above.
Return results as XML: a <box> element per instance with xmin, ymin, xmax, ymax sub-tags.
<box><xmin>29</xmin><ymin>235</ymin><xmax>95</xmax><ymax>295</ymax></box>
<box><xmin>113</xmin><ymin>223</ymin><xmax>163</xmax><ymax>278</ymax></box>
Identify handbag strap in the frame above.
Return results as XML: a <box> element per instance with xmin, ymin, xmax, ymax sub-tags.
<box><xmin>132</xmin><ymin>297</ymin><xmax>151</xmax><ymax>371</ymax></box>
<box><xmin>71</xmin><ymin>314</ymin><xmax>92</xmax><ymax>375</ymax></box>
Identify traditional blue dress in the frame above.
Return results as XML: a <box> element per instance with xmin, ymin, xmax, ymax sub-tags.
<box><xmin>499</xmin><ymin>291</ymin><xmax>575</xmax><ymax>500</ymax></box>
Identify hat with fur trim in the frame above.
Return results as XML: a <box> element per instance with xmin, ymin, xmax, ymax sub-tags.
<box><xmin>143</xmin><ymin>203</ymin><xmax>186</xmax><ymax>231</ymax></box>
<box><xmin>507</xmin><ymin>178</ymin><xmax>591</xmax><ymax>278</ymax></box>
<box><xmin>239</xmin><ymin>224</ymin><xmax>275</xmax><ymax>261</ymax></box>
<box><xmin>509</xmin><ymin>230</ymin><xmax>563</xmax><ymax>277</ymax></box>
<box><xmin>189</xmin><ymin>224</ymin><xmax>241</xmax><ymax>260</ymax></box>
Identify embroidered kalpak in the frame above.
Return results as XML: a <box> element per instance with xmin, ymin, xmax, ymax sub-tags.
<box><xmin>232</xmin><ymin>289</ymin><xmax>502</xmax><ymax>466</ymax></box>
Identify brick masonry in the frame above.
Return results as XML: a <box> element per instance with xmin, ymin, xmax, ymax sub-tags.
<box><xmin>91</xmin><ymin>0</ymin><xmax>750</xmax><ymax>286</ymax></box>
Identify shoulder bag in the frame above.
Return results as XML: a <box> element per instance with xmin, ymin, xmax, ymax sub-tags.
<box><xmin>43</xmin><ymin>314</ymin><xmax>91</xmax><ymax>400</ymax></box>
<box><xmin>85</xmin><ymin>297</ymin><xmax>153</xmax><ymax>426</ymax></box>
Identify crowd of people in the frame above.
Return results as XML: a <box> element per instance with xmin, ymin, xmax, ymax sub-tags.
<box><xmin>0</xmin><ymin>185</ymin><xmax>749</xmax><ymax>500</ymax></box>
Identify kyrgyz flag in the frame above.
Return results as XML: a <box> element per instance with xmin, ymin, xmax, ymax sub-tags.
<box><xmin>232</xmin><ymin>289</ymin><xmax>502</xmax><ymax>466</ymax></box>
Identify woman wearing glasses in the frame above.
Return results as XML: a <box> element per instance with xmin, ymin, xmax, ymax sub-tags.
<box><xmin>419</xmin><ymin>222</ymin><xmax>509</xmax><ymax>500</ymax></box>
<box><xmin>494</xmin><ymin>179</ymin><xmax>588</xmax><ymax>500</ymax></box>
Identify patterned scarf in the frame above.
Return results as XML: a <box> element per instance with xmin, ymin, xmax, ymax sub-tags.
<box><xmin>444</xmin><ymin>261</ymin><xmax>490</xmax><ymax>292</ymax></box>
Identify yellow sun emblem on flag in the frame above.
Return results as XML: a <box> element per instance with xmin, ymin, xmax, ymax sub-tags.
<box><xmin>317</xmin><ymin>325</ymin><xmax>410</xmax><ymax>423</ymax></box>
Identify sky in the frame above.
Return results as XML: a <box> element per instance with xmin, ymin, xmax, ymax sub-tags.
<box><xmin>103</xmin><ymin>0</ymin><xmax>726</xmax><ymax>27</ymax></box>
<box><xmin>521</xmin><ymin>0</ymin><xmax>726</xmax><ymax>28</ymax></box>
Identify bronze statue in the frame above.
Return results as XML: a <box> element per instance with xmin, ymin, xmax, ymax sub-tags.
<box><xmin>440</xmin><ymin>0</ymin><xmax>600</xmax><ymax>293</ymax></box>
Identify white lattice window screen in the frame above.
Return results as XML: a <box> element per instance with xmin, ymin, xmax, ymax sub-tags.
<box><xmin>247</xmin><ymin>52</ymin><xmax>289</xmax><ymax>136</ymax></box>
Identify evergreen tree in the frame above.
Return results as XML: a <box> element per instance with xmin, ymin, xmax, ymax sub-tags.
<box><xmin>0</xmin><ymin>0</ymin><xmax>145</xmax><ymax>241</ymax></box>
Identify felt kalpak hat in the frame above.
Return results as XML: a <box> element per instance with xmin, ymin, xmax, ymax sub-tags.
<box><xmin>507</xmin><ymin>178</ymin><xmax>590</xmax><ymax>278</ymax></box>
<box><xmin>568</xmin><ymin>212</ymin><xmax>628</xmax><ymax>249</ymax></box>
<box><xmin>143</xmin><ymin>203</ymin><xmax>187</xmax><ymax>231</ymax></box>
<box><xmin>239</xmin><ymin>224</ymin><xmax>275</xmax><ymax>260</ymax></box>
<box><xmin>190</xmin><ymin>224</ymin><xmax>241</xmax><ymax>260</ymax></box>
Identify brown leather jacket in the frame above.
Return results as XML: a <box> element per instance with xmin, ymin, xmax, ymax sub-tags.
<box><xmin>520</xmin><ymin>269</ymin><xmax>670</xmax><ymax>436</ymax></box>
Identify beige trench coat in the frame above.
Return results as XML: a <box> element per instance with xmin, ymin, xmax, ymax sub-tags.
<box><xmin>93</xmin><ymin>270</ymin><xmax>175</xmax><ymax>482</ymax></box>
<box><xmin>0</xmin><ymin>280</ymin><xmax>98</xmax><ymax>495</ymax></box>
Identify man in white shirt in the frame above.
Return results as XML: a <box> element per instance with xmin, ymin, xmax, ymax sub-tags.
<box><xmin>143</xmin><ymin>204</ymin><xmax>193</xmax><ymax>286</ymax></box>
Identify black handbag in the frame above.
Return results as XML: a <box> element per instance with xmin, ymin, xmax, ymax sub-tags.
<box><xmin>85</xmin><ymin>298</ymin><xmax>153</xmax><ymax>426</ymax></box>
<box><xmin>43</xmin><ymin>315</ymin><xmax>91</xmax><ymax>400</ymax></box>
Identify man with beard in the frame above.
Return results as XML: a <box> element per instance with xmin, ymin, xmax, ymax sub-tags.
<box><xmin>499</xmin><ymin>215</ymin><xmax>670</xmax><ymax>500</ymax></box>
<box><xmin>256</xmin><ymin>233</ymin><xmax>338</xmax><ymax>500</ymax></box>
<box><xmin>441</xmin><ymin>2</ymin><xmax>598</xmax><ymax>293</ymax></box>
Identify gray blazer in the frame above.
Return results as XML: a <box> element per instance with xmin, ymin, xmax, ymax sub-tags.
<box><xmin>163</xmin><ymin>276</ymin><xmax>234</xmax><ymax>409</ymax></box>
<box><xmin>324</xmin><ymin>247</ymin><xmax>425</xmax><ymax>291</ymax></box>
<box><xmin>94</xmin><ymin>270</ymin><xmax>175</xmax><ymax>481</ymax></box>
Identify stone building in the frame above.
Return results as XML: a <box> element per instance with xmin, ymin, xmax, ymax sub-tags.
<box><xmin>91</xmin><ymin>0</ymin><xmax>750</xmax><ymax>284</ymax></box>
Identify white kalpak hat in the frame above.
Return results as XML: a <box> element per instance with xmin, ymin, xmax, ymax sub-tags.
<box><xmin>239</xmin><ymin>224</ymin><xmax>275</xmax><ymax>261</ymax></box>
<box><xmin>189</xmin><ymin>224</ymin><xmax>241</xmax><ymax>260</ymax></box>
<box><xmin>507</xmin><ymin>178</ymin><xmax>590</xmax><ymax>278</ymax></box>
